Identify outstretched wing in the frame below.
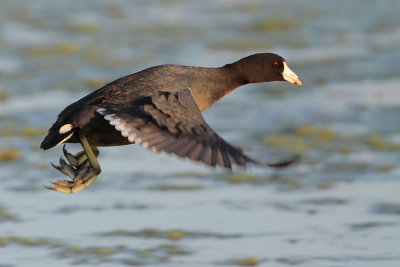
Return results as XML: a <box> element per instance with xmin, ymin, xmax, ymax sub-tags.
<box><xmin>97</xmin><ymin>88</ymin><xmax>259</xmax><ymax>169</ymax></box>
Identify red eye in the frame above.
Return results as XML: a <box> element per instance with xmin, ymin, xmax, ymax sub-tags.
<box><xmin>273</xmin><ymin>61</ymin><xmax>279</xmax><ymax>67</ymax></box>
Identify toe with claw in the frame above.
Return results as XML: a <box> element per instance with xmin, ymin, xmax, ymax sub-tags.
<box><xmin>45</xmin><ymin>136</ymin><xmax>101</xmax><ymax>193</ymax></box>
<box><xmin>45</xmin><ymin>166</ymin><xmax>99</xmax><ymax>194</ymax></box>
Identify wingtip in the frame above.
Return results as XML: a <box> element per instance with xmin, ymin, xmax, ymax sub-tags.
<box><xmin>265</xmin><ymin>154</ymin><xmax>300</xmax><ymax>168</ymax></box>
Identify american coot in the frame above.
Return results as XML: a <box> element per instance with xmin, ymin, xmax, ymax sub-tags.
<box><xmin>41</xmin><ymin>53</ymin><xmax>302</xmax><ymax>193</ymax></box>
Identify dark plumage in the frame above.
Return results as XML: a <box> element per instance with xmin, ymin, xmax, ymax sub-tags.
<box><xmin>41</xmin><ymin>53</ymin><xmax>301</xmax><ymax>193</ymax></box>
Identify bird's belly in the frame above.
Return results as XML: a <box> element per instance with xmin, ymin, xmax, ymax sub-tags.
<box><xmin>78</xmin><ymin>116</ymin><xmax>131</xmax><ymax>147</ymax></box>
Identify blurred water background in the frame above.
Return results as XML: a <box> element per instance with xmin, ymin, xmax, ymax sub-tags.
<box><xmin>0</xmin><ymin>0</ymin><xmax>400</xmax><ymax>266</ymax></box>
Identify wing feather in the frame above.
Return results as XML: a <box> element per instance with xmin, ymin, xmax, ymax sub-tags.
<box><xmin>96</xmin><ymin>88</ymin><xmax>260</xmax><ymax>169</ymax></box>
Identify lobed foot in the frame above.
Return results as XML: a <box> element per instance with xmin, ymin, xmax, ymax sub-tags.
<box><xmin>45</xmin><ymin>167</ymin><xmax>99</xmax><ymax>193</ymax></box>
<box><xmin>45</xmin><ymin>145</ymin><xmax>100</xmax><ymax>194</ymax></box>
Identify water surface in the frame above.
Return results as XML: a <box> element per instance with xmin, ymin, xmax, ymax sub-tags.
<box><xmin>0</xmin><ymin>0</ymin><xmax>399</xmax><ymax>266</ymax></box>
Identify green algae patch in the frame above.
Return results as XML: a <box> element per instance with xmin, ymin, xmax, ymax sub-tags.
<box><xmin>365</xmin><ymin>135</ymin><xmax>400</xmax><ymax>151</ymax></box>
<box><xmin>295</xmin><ymin>124</ymin><xmax>316</xmax><ymax>136</ymax></box>
<box><xmin>159</xmin><ymin>244</ymin><xmax>190</xmax><ymax>255</ymax></box>
<box><xmin>86</xmin><ymin>77</ymin><xmax>108</xmax><ymax>90</ymax></box>
<box><xmin>261</xmin><ymin>134</ymin><xmax>308</xmax><ymax>154</ymax></box>
<box><xmin>149</xmin><ymin>184</ymin><xmax>203</xmax><ymax>191</ymax></box>
<box><xmin>350</xmin><ymin>221</ymin><xmax>398</xmax><ymax>231</ymax></box>
<box><xmin>35</xmin><ymin>162</ymin><xmax>50</xmax><ymax>170</ymax></box>
<box><xmin>0</xmin><ymin>148</ymin><xmax>22</xmax><ymax>161</ymax></box>
<box><xmin>301</xmin><ymin>198</ymin><xmax>347</xmax><ymax>205</ymax></box>
<box><xmin>214</xmin><ymin>2</ymin><xmax>264</xmax><ymax>13</ymax></box>
<box><xmin>0</xmin><ymin>236</ymin><xmax>56</xmax><ymax>248</ymax></box>
<box><xmin>52</xmin><ymin>241</ymin><xmax>191</xmax><ymax>265</ymax></box>
<box><xmin>366</xmin><ymin>136</ymin><xmax>391</xmax><ymax>150</ymax></box>
<box><xmin>276</xmin><ymin>257</ymin><xmax>304</xmax><ymax>265</ymax></box>
<box><xmin>136</xmin><ymin>250</ymin><xmax>152</xmax><ymax>258</ymax></box>
<box><xmin>113</xmin><ymin>203</ymin><xmax>148</xmax><ymax>210</ymax></box>
<box><xmin>25</xmin><ymin>43</ymin><xmax>79</xmax><ymax>57</ymax></box>
<box><xmin>103</xmin><ymin>228</ymin><xmax>241</xmax><ymax>241</ymax></box>
<box><xmin>0</xmin><ymin>125</ymin><xmax>16</xmax><ymax>137</ymax></box>
<box><xmin>52</xmin><ymin>242</ymin><xmax>66</xmax><ymax>248</ymax></box>
<box><xmin>260</xmin><ymin>125</ymin><xmax>344</xmax><ymax>157</ymax></box>
<box><xmin>372</xmin><ymin>202</ymin><xmax>400</xmax><ymax>215</ymax></box>
<box><xmin>104</xmin><ymin>228</ymin><xmax>186</xmax><ymax>241</ymax></box>
<box><xmin>375</xmin><ymin>165</ymin><xmax>395</xmax><ymax>172</ymax></box>
<box><xmin>143</xmin><ymin>24</ymin><xmax>186</xmax><ymax>37</ymax></box>
<box><xmin>167</xmin><ymin>171</ymin><xmax>207</xmax><ymax>179</ymax></box>
<box><xmin>336</xmin><ymin>144</ymin><xmax>353</xmax><ymax>154</ymax></box>
<box><xmin>123</xmin><ymin>259</ymin><xmax>144</xmax><ymax>266</ymax></box>
<box><xmin>294</xmin><ymin>125</ymin><xmax>338</xmax><ymax>144</ymax></box>
<box><xmin>222</xmin><ymin>173</ymin><xmax>304</xmax><ymax>190</ymax></box>
<box><xmin>0</xmin><ymin>206</ymin><xmax>15</xmax><ymax>222</ymax></box>
<box><xmin>58</xmin><ymin>245</ymin><xmax>121</xmax><ymax>260</ymax></box>
<box><xmin>248</xmin><ymin>18</ymin><xmax>299</xmax><ymax>32</ymax></box>
<box><xmin>15</xmin><ymin>237</ymin><xmax>50</xmax><ymax>246</ymax></box>
<box><xmin>0</xmin><ymin>89</ymin><xmax>9</xmax><ymax>102</ymax></box>
<box><xmin>0</xmin><ymin>236</ymin><xmax>10</xmax><ymax>246</ymax></box>
<box><xmin>315</xmin><ymin>128</ymin><xmax>338</xmax><ymax>143</ymax></box>
<box><xmin>167</xmin><ymin>229</ymin><xmax>185</xmax><ymax>241</ymax></box>
<box><xmin>323</xmin><ymin>161</ymin><xmax>370</xmax><ymax>174</ymax></box>
<box><xmin>231</xmin><ymin>257</ymin><xmax>262</xmax><ymax>266</ymax></box>
<box><xmin>224</xmin><ymin>173</ymin><xmax>261</xmax><ymax>184</ymax></box>
<box><xmin>316</xmin><ymin>182</ymin><xmax>334</xmax><ymax>190</ymax></box>
<box><xmin>48</xmin><ymin>43</ymin><xmax>79</xmax><ymax>54</ymax></box>
<box><xmin>105</xmin><ymin>3</ymin><xmax>127</xmax><ymax>19</ymax></box>
<box><xmin>20</xmin><ymin>127</ymin><xmax>48</xmax><ymax>137</ymax></box>
<box><xmin>277</xmin><ymin>177</ymin><xmax>305</xmax><ymax>192</ymax></box>
<box><xmin>66</xmin><ymin>246</ymin><xmax>85</xmax><ymax>253</ymax></box>
<box><xmin>91</xmin><ymin>248</ymin><xmax>118</xmax><ymax>255</ymax></box>
<box><xmin>71</xmin><ymin>22</ymin><xmax>99</xmax><ymax>33</ymax></box>
<box><xmin>122</xmin><ymin>243</ymin><xmax>190</xmax><ymax>265</ymax></box>
<box><xmin>209</xmin><ymin>39</ymin><xmax>272</xmax><ymax>52</ymax></box>
<box><xmin>0</xmin><ymin>125</ymin><xmax>47</xmax><ymax>138</ymax></box>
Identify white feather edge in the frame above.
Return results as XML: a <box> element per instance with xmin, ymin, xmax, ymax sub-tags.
<box><xmin>96</xmin><ymin>108</ymin><xmax>136</xmax><ymax>143</ymax></box>
<box><xmin>95</xmin><ymin>108</ymin><xmax>175</xmax><ymax>151</ymax></box>
<box><xmin>94</xmin><ymin>109</ymin><xmax>205</xmax><ymax>164</ymax></box>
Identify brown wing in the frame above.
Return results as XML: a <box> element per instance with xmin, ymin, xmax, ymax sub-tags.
<box><xmin>97</xmin><ymin>88</ymin><xmax>259</xmax><ymax>169</ymax></box>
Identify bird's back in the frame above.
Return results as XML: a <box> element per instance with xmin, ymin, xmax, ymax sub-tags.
<box><xmin>41</xmin><ymin>64</ymin><xmax>220</xmax><ymax>149</ymax></box>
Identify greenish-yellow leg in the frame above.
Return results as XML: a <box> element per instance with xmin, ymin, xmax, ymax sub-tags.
<box><xmin>46</xmin><ymin>133</ymin><xmax>101</xmax><ymax>194</ymax></box>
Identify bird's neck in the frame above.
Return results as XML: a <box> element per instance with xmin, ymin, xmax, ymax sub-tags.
<box><xmin>189</xmin><ymin>65</ymin><xmax>247</xmax><ymax>111</ymax></box>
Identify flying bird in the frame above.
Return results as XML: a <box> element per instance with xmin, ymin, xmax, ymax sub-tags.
<box><xmin>41</xmin><ymin>53</ymin><xmax>302</xmax><ymax>193</ymax></box>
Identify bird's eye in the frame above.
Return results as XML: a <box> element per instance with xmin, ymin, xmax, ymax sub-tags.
<box><xmin>273</xmin><ymin>61</ymin><xmax>279</xmax><ymax>67</ymax></box>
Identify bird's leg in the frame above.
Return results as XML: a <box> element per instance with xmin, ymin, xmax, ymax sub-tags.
<box><xmin>45</xmin><ymin>134</ymin><xmax>101</xmax><ymax>194</ymax></box>
<box><xmin>62</xmin><ymin>143</ymin><xmax>99</xmax><ymax>169</ymax></box>
<box><xmin>61</xmin><ymin>145</ymin><xmax>88</xmax><ymax>168</ymax></box>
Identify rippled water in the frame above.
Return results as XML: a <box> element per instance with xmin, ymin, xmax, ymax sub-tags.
<box><xmin>1</xmin><ymin>0</ymin><xmax>400</xmax><ymax>266</ymax></box>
